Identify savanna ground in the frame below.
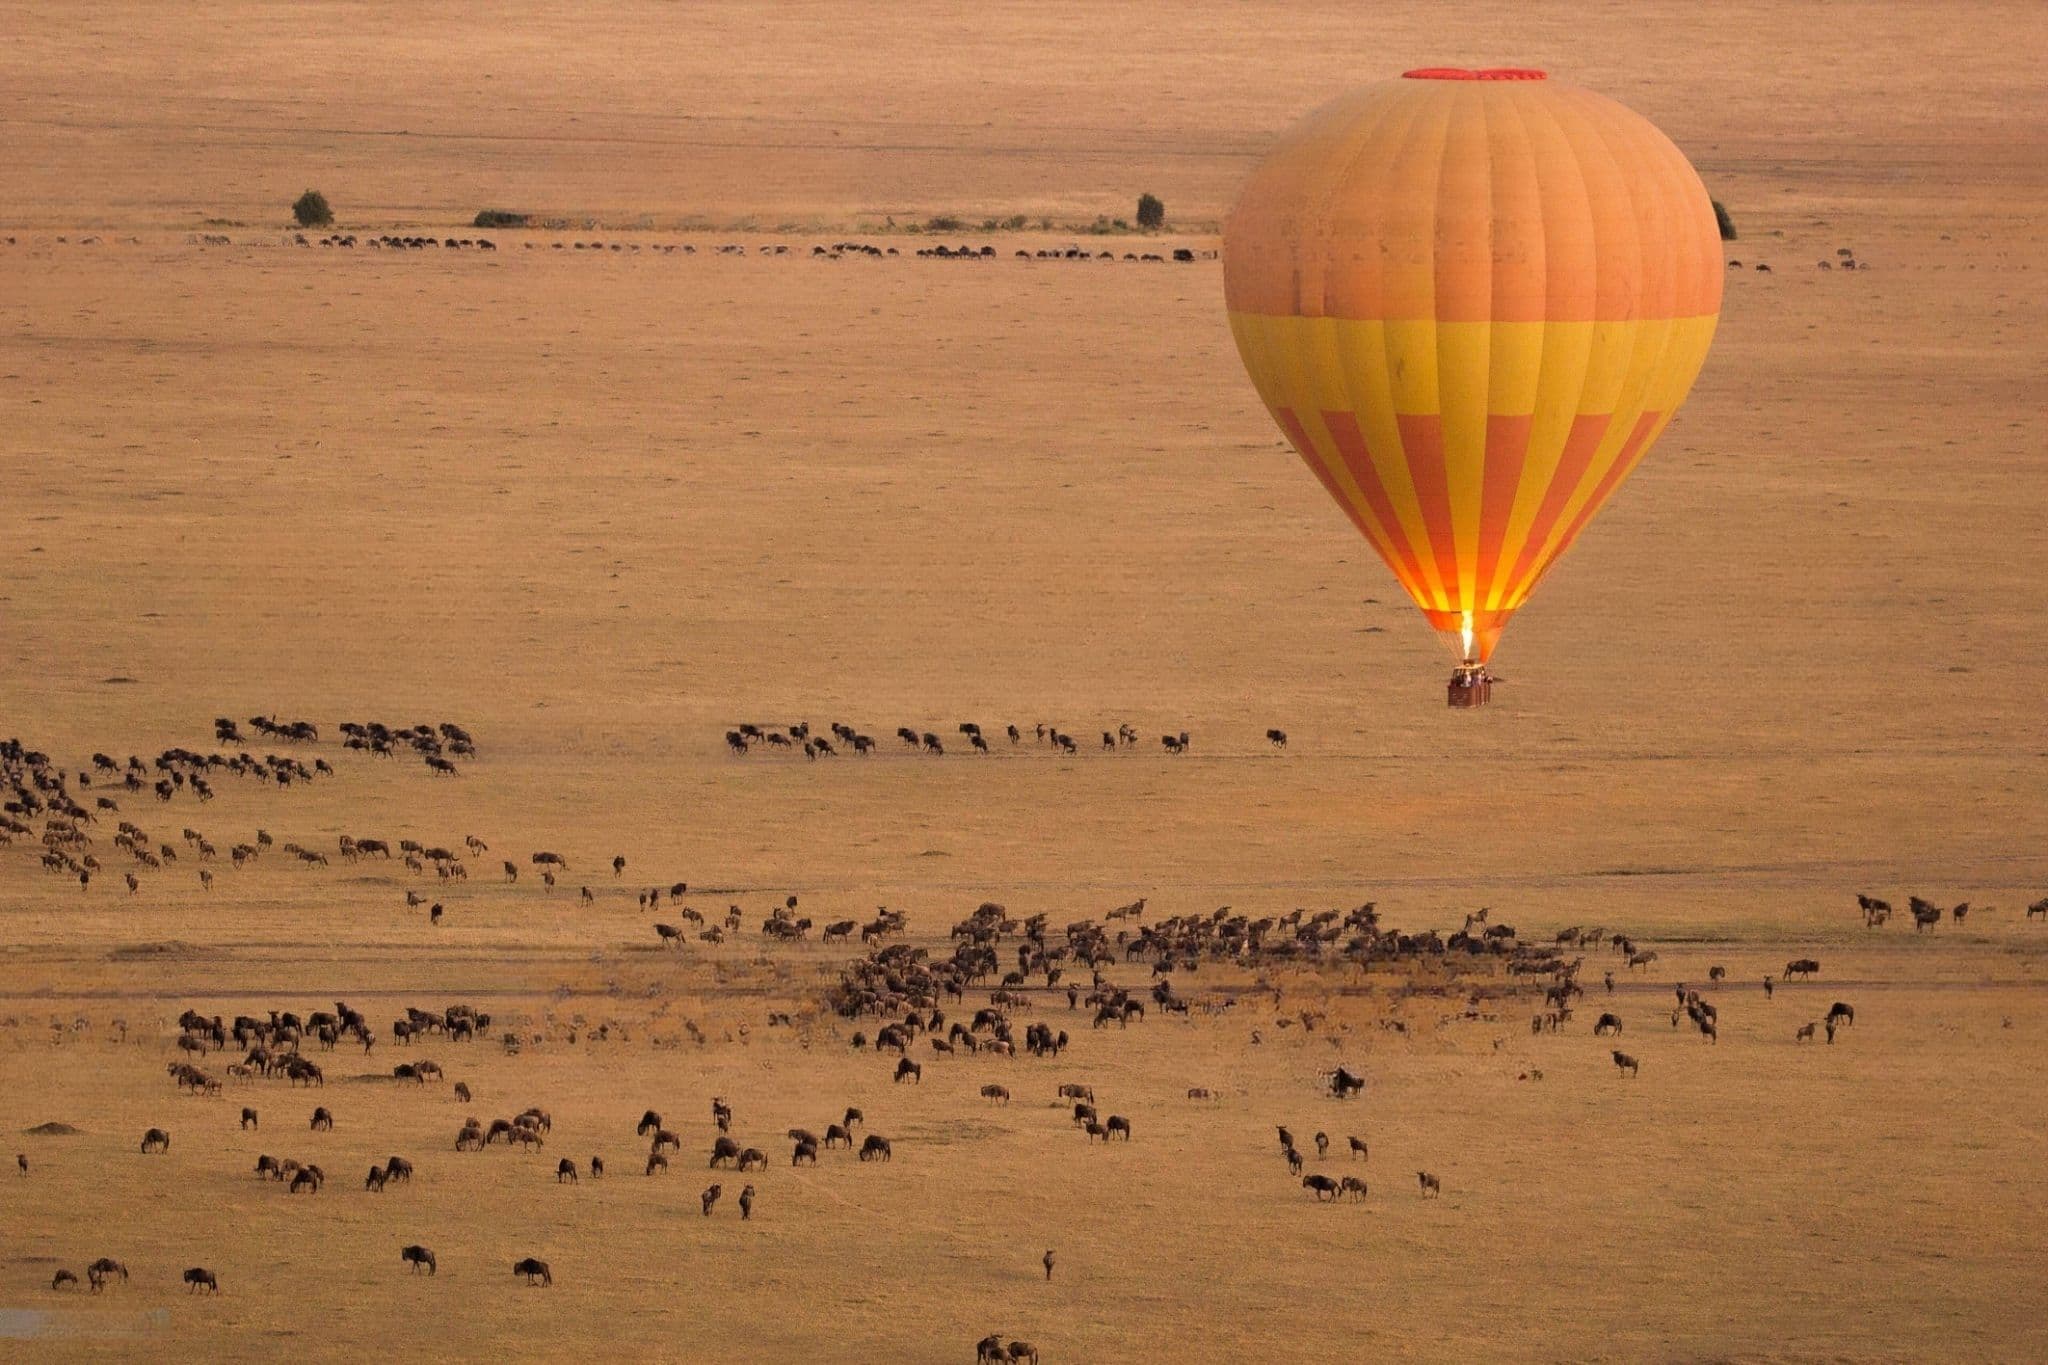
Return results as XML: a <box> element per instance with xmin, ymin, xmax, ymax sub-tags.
<box><xmin>1</xmin><ymin>2</ymin><xmax>2045</xmax><ymax>1361</ymax></box>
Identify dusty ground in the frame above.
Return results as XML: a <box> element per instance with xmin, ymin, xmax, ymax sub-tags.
<box><xmin>1</xmin><ymin>2</ymin><xmax>2045</xmax><ymax>1361</ymax></box>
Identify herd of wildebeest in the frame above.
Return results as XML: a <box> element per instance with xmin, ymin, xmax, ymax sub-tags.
<box><xmin>4</xmin><ymin>721</ymin><xmax>2042</xmax><ymax>1359</ymax></box>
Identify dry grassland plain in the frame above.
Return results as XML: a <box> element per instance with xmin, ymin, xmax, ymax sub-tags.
<box><xmin>1</xmin><ymin>3</ymin><xmax>2045</xmax><ymax>1362</ymax></box>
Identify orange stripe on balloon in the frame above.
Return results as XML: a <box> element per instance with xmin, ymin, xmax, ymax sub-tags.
<box><xmin>1544</xmin><ymin>410</ymin><xmax>1661</xmax><ymax>570</ymax></box>
<box><xmin>1476</xmin><ymin>413</ymin><xmax>1533</xmax><ymax>607</ymax></box>
<box><xmin>1501</xmin><ymin>412</ymin><xmax>1610</xmax><ymax>604</ymax></box>
<box><xmin>1393</xmin><ymin>413</ymin><xmax>1462</xmax><ymax>610</ymax></box>
<box><xmin>1319</xmin><ymin>410</ymin><xmax>1432</xmax><ymax>603</ymax></box>
<box><xmin>1274</xmin><ymin>407</ymin><xmax>1421</xmax><ymax>601</ymax></box>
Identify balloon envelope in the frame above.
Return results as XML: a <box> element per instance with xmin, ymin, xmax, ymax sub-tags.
<box><xmin>1223</xmin><ymin>69</ymin><xmax>1721</xmax><ymax>664</ymax></box>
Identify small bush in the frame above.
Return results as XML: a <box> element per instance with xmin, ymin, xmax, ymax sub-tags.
<box><xmin>1712</xmin><ymin>199</ymin><xmax>1736</xmax><ymax>241</ymax></box>
<box><xmin>473</xmin><ymin>209</ymin><xmax>530</xmax><ymax>229</ymax></box>
<box><xmin>1136</xmin><ymin>193</ymin><xmax>1165</xmax><ymax>230</ymax></box>
<box><xmin>1001</xmin><ymin>213</ymin><xmax>1028</xmax><ymax>230</ymax></box>
<box><xmin>292</xmin><ymin>190</ymin><xmax>334</xmax><ymax>228</ymax></box>
<box><xmin>925</xmin><ymin>215</ymin><xmax>964</xmax><ymax>232</ymax></box>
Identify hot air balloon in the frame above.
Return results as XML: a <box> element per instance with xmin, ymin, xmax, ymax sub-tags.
<box><xmin>1223</xmin><ymin>68</ymin><xmax>1721</xmax><ymax>706</ymax></box>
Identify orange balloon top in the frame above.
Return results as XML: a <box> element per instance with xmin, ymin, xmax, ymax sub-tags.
<box><xmin>1224</xmin><ymin>73</ymin><xmax>1723</xmax><ymax>325</ymax></box>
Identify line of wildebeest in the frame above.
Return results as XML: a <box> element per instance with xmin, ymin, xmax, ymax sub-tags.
<box><xmin>724</xmin><ymin>719</ymin><xmax>1285</xmax><ymax>757</ymax></box>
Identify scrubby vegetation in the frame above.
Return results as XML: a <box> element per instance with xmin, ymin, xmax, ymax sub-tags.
<box><xmin>1137</xmin><ymin>193</ymin><xmax>1165</xmax><ymax>230</ymax></box>
<box><xmin>473</xmin><ymin>210</ymin><xmax>530</xmax><ymax>229</ymax></box>
<box><xmin>291</xmin><ymin>190</ymin><xmax>333</xmax><ymax>228</ymax></box>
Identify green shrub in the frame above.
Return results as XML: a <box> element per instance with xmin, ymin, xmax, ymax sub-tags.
<box><xmin>1712</xmin><ymin>199</ymin><xmax>1736</xmax><ymax>241</ymax></box>
<box><xmin>925</xmin><ymin>215</ymin><xmax>964</xmax><ymax>232</ymax></box>
<box><xmin>1136</xmin><ymin>193</ymin><xmax>1165</xmax><ymax>230</ymax></box>
<box><xmin>291</xmin><ymin>190</ymin><xmax>334</xmax><ymax>228</ymax></box>
<box><xmin>473</xmin><ymin>209</ymin><xmax>530</xmax><ymax>229</ymax></box>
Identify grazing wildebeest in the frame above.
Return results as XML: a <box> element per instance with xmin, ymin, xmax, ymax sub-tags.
<box><xmin>651</xmin><ymin>1128</ymin><xmax>681</xmax><ymax>1154</ymax></box>
<box><xmin>1303</xmin><ymin>1174</ymin><xmax>1340</xmax><ymax>1200</ymax></box>
<box><xmin>184</xmin><ymin>1267</ymin><xmax>218</xmax><ymax>1293</ymax></box>
<box><xmin>1785</xmin><ymin>958</ymin><xmax>1820</xmax><ymax>979</ymax></box>
<box><xmin>980</xmin><ymin>1084</ymin><xmax>1010</xmax><ymax>1104</ymax></box>
<box><xmin>739</xmin><ymin>1183</ymin><xmax>755</xmax><ymax>1219</ymax></box>
<box><xmin>1348</xmin><ymin>1136</ymin><xmax>1368</xmax><ymax>1160</ymax></box>
<box><xmin>402</xmin><ymin>1245</ymin><xmax>436</xmax><ymax>1274</ymax></box>
<box><xmin>637</xmin><ymin>1110</ymin><xmax>663</xmax><ymax>1137</ymax></box>
<box><xmin>737</xmin><ymin>1148</ymin><xmax>767</xmax><ymax>1171</ymax></box>
<box><xmin>792</xmin><ymin>1138</ymin><xmax>818</xmax><ymax>1165</ymax></box>
<box><xmin>1006</xmin><ymin>1342</ymin><xmax>1040</xmax><ymax>1364</ymax></box>
<box><xmin>557</xmin><ymin>1158</ymin><xmax>579</xmax><ymax>1183</ymax></box>
<box><xmin>645</xmin><ymin>1152</ymin><xmax>668</xmax><ymax>1176</ymax></box>
<box><xmin>140</xmin><ymin>1127</ymin><xmax>170</xmax><ymax>1153</ymax></box>
<box><xmin>1827</xmin><ymin>1002</ymin><xmax>1855</xmax><ymax>1029</ymax></box>
<box><xmin>1339</xmin><ymin>1175</ymin><xmax>1368</xmax><ymax>1201</ymax></box>
<box><xmin>2028</xmin><ymin>897</ymin><xmax>2048</xmax><ymax>921</ymax></box>
<box><xmin>240</xmin><ymin>1107</ymin><xmax>258</xmax><ymax>1130</ymax></box>
<box><xmin>1267</xmin><ymin>728</ymin><xmax>1288</xmax><ymax>748</ymax></box>
<box><xmin>255</xmin><ymin>1154</ymin><xmax>282</xmax><ymax>1179</ymax></box>
<box><xmin>824</xmin><ymin>1123</ymin><xmax>853</xmax><ymax>1148</ymax></box>
<box><xmin>859</xmin><ymin>1134</ymin><xmax>892</xmax><ymax>1162</ymax></box>
<box><xmin>895</xmin><ymin>1057</ymin><xmax>921</xmax><ymax>1084</ymax></box>
<box><xmin>1058</xmin><ymin>1084</ymin><xmax>1094</xmax><ymax>1105</ymax></box>
<box><xmin>290</xmin><ymin>1167</ymin><xmax>321</xmax><ymax>1193</ymax></box>
<box><xmin>1595</xmin><ymin>1013</ymin><xmax>1624</xmax><ymax>1036</ymax></box>
<box><xmin>52</xmin><ymin>1269</ymin><xmax>79</xmax><ymax>1290</ymax></box>
<box><xmin>365</xmin><ymin>1165</ymin><xmax>389</xmax><ymax>1192</ymax></box>
<box><xmin>385</xmin><ymin>1156</ymin><xmax>413</xmax><ymax>1183</ymax></box>
<box><xmin>977</xmin><ymin>1337</ymin><xmax>1006</xmax><ymax>1365</ymax></box>
<box><xmin>310</xmin><ymin>1106</ymin><xmax>333</xmax><ymax>1131</ymax></box>
<box><xmin>1612</xmin><ymin>1050</ymin><xmax>1640</xmax><ymax>1077</ymax></box>
<box><xmin>1795</xmin><ymin>1022</ymin><xmax>1818</xmax><ymax>1042</ymax></box>
<box><xmin>87</xmin><ymin>1258</ymin><xmax>129</xmax><ymax>1291</ymax></box>
<box><xmin>701</xmin><ymin>1183</ymin><xmax>722</xmax><ymax>1215</ymax></box>
<box><xmin>843</xmin><ymin>1106</ymin><xmax>863</xmax><ymax>1130</ymax></box>
<box><xmin>1284</xmin><ymin>1147</ymin><xmax>1303</xmax><ymax>1175</ymax></box>
<box><xmin>1105</xmin><ymin>1115</ymin><xmax>1131</xmax><ymax>1140</ymax></box>
<box><xmin>1417</xmin><ymin>1171</ymin><xmax>1442</xmax><ymax>1198</ymax></box>
<box><xmin>709</xmin><ymin>1137</ymin><xmax>740</xmax><ymax>1168</ymax></box>
<box><xmin>513</xmin><ymin>1257</ymin><xmax>552</xmax><ymax>1286</ymax></box>
<box><xmin>1329</xmin><ymin>1067</ymin><xmax>1365</xmax><ymax>1099</ymax></box>
<box><xmin>454</xmin><ymin>1082</ymin><xmax>472</xmax><ymax>1104</ymax></box>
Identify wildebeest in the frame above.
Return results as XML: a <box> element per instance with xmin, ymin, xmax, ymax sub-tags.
<box><xmin>1328</xmin><ymin>1067</ymin><xmax>1365</xmax><ymax>1099</ymax></box>
<box><xmin>1795</xmin><ymin>1021</ymin><xmax>1818</xmax><ymax>1042</ymax></box>
<box><xmin>701</xmin><ymin>1183</ymin><xmax>722</xmax><ymax>1215</ymax></box>
<box><xmin>980</xmin><ymin>1084</ymin><xmax>1010</xmax><ymax>1104</ymax></box>
<box><xmin>1303</xmin><ymin>1174</ymin><xmax>1340</xmax><ymax>1200</ymax></box>
<box><xmin>977</xmin><ymin>1336</ymin><xmax>1006</xmax><ymax>1365</ymax></box>
<box><xmin>637</xmin><ymin>1110</ymin><xmax>663</xmax><ymax>1137</ymax></box>
<box><xmin>1417</xmin><ymin>1171</ymin><xmax>1442</xmax><ymax>1198</ymax></box>
<box><xmin>1005</xmin><ymin>1342</ymin><xmax>1040</xmax><ymax>1364</ymax></box>
<box><xmin>1348</xmin><ymin>1136</ymin><xmax>1368</xmax><ymax>1160</ymax></box>
<box><xmin>1784</xmin><ymin>958</ymin><xmax>1820</xmax><ymax>979</ymax></box>
<box><xmin>737</xmin><ymin>1148</ymin><xmax>767</xmax><ymax>1171</ymax></box>
<box><xmin>1105</xmin><ymin>1115</ymin><xmax>1132</xmax><ymax>1140</ymax></box>
<box><xmin>87</xmin><ymin>1258</ymin><xmax>129</xmax><ymax>1291</ymax></box>
<box><xmin>894</xmin><ymin>1057</ymin><xmax>921</xmax><ymax>1084</ymax></box>
<box><xmin>739</xmin><ymin>1183</ymin><xmax>755</xmax><ymax>1219</ymax></box>
<box><xmin>1266</xmin><ymin>728</ymin><xmax>1288</xmax><ymax>748</ymax></box>
<box><xmin>557</xmin><ymin>1158</ymin><xmax>579</xmax><ymax>1183</ymax></box>
<box><xmin>792</xmin><ymin>1137</ymin><xmax>817</xmax><ymax>1165</ymax></box>
<box><xmin>1284</xmin><ymin>1146</ymin><xmax>1303</xmax><ymax>1175</ymax></box>
<box><xmin>310</xmin><ymin>1106</ymin><xmax>333</xmax><ymax>1131</ymax></box>
<box><xmin>1314</xmin><ymin>1131</ymin><xmax>1329</xmax><ymax>1157</ymax></box>
<box><xmin>709</xmin><ymin>1136</ymin><xmax>740</xmax><ymax>1168</ymax></box>
<box><xmin>52</xmin><ymin>1269</ymin><xmax>78</xmax><ymax>1290</ymax></box>
<box><xmin>1612</xmin><ymin>1050</ymin><xmax>1640</xmax><ymax>1077</ymax></box>
<box><xmin>646</xmin><ymin>1152</ymin><xmax>669</xmax><ymax>1176</ymax></box>
<box><xmin>1827</xmin><ymin>1001</ymin><xmax>1855</xmax><ymax>1029</ymax></box>
<box><xmin>859</xmin><ymin>1134</ymin><xmax>892</xmax><ymax>1162</ymax></box>
<box><xmin>140</xmin><ymin>1127</ymin><xmax>170</xmax><ymax>1153</ymax></box>
<box><xmin>402</xmin><ymin>1245</ymin><xmax>436</xmax><ymax>1274</ymax></box>
<box><xmin>240</xmin><ymin>1107</ymin><xmax>258</xmax><ymax>1130</ymax></box>
<box><xmin>1594</xmin><ymin>1013</ymin><xmax>1623</xmax><ymax>1036</ymax></box>
<box><xmin>513</xmin><ymin>1256</ymin><xmax>552</xmax><ymax>1286</ymax></box>
<box><xmin>365</xmin><ymin>1164</ymin><xmax>389</xmax><ymax>1192</ymax></box>
<box><xmin>183</xmin><ymin>1267</ymin><xmax>218</xmax><ymax>1293</ymax></box>
<box><xmin>1339</xmin><ymin>1175</ymin><xmax>1368</xmax><ymax>1201</ymax></box>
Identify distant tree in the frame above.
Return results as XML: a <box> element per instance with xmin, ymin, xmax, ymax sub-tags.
<box><xmin>292</xmin><ymin>190</ymin><xmax>334</xmax><ymax>228</ymax></box>
<box><xmin>1136</xmin><ymin>193</ymin><xmax>1165</xmax><ymax>230</ymax></box>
